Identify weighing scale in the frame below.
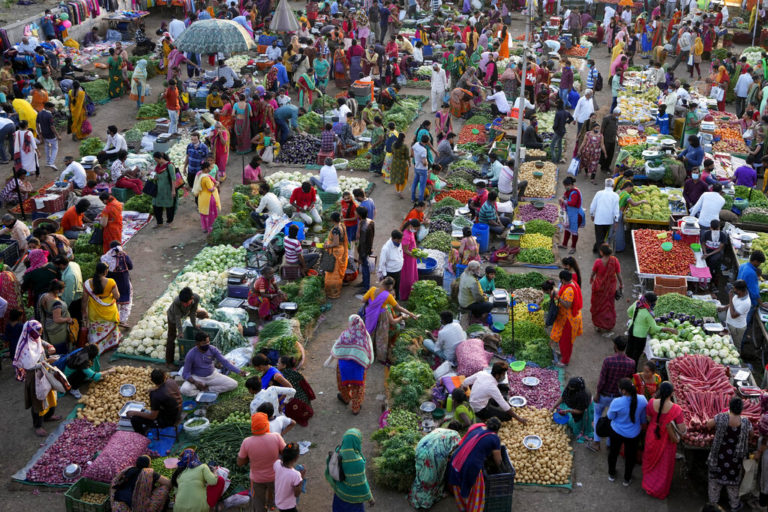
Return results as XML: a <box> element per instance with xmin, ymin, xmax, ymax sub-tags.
<box><xmin>679</xmin><ymin>217</ymin><xmax>700</xmax><ymax>237</ymax></box>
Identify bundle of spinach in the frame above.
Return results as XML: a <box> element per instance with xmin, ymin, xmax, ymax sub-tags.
<box><xmin>79</xmin><ymin>137</ymin><xmax>105</xmax><ymax>157</ymax></box>
<box><xmin>406</xmin><ymin>281</ymin><xmax>450</xmax><ymax>314</ymax></box>
<box><xmin>371</xmin><ymin>427</ymin><xmax>421</xmax><ymax>492</ymax></box>
<box><xmin>124</xmin><ymin>194</ymin><xmax>153</xmax><ymax>213</ymax></box>
<box><xmin>387</xmin><ymin>359</ymin><xmax>434</xmax><ymax>411</ymax></box>
<box><xmin>501</xmin><ymin>320</ymin><xmax>547</xmax><ymax>354</ymax></box>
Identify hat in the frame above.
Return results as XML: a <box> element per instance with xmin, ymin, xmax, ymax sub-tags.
<box><xmin>251</xmin><ymin>412</ymin><xmax>270</xmax><ymax>435</ymax></box>
<box><xmin>613</xmin><ymin>107</ymin><xmax>621</xmax><ymax>114</ymax></box>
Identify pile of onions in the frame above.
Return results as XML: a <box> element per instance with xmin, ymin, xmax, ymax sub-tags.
<box><xmin>507</xmin><ymin>367</ymin><xmax>562</xmax><ymax>409</ymax></box>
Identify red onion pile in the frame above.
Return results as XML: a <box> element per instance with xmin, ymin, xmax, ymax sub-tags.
<box><xmin>27</xmin><ymin>419</ymin><xmax>117</xmax><ymax>484</ymax></box>
<box><xmin>507</xmin><ymin>367</ymin><xmax>562</xmax><ymax>409</ymax></box>
<box><xmin>83</xmin><ymin>431</ymin><xmax>150</xmax><ymax>482</ymax></box>
<box><xmin>516</xmin><ymin>203</ymin><xmax>559</xmax><ymax>223</ymax></box>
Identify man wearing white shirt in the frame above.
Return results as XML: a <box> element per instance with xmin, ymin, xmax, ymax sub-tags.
<box><xmin>17</xmin><ymin>36</ymin><xmax>39</xmax><ymax>55</ymax></box>
<box><xmin>337</xmin><ymin>98</ymin><xmax>351</xmax><ymax>124</ymax></box>
<box><xmin>718</xmin><ymin>280</ymin><xmax>750</xmax><ymax>348</ymax></box>
<box><xmin>690</xmin><ymin>183</ymin><xmax>726</xmax><ymax>230</ymax></box>
<box><xmin>430</xmin><ymin>62</ymin><xmax>449</xmax><ymax>112</ymax></box>
<box><xmin>102</xmin><ymin>125</ymin><xmax>127</xmax><ymax>159</ymax></box>
<box><xmin>513</xmin><ymin>96</ymin><xmax>534</xmax><ymax>113</ymax></box>
<box><xmin>676</xmin><ymin>82</ymin><xmax>692</xmax><ymax>109</ymax></box>
<box><xmin>423</xmin><ymin>311</ymin><xmax>466</xmax><ymax>364</ymax></box>
<box><xmin>266</xmin><ymin>41</ymin><xmax>282</xmax><ymax>62</ymax></box>
<box><xmin>377</xmin><ymin>231</ymin><xmax>404</xmax><ymax>297</ymax></box>
<box><xmin>735</xmin><ymin>72</ymin><xmax>754</xmax><ymax>117</ymax></box>
<box><xmin>620</xmin><ymin>7</ymin><xmax>631</xmax><ymax>25</ymax></box>
<box><xmin>670</xmin><ymin>28</ymin><xmax>692</xmax><ymax>72</ymax></box>
<box><xmin>311</xmin><ymin>158</ymin><xmax>341</xmax><ymax>193</ymax></box>
<box><xmin>251</xmin><ymin>182</ymin><xmax>284</xmax><ymax>228</ymax></box>
<box><xmin>590</xmin><ymin>178</ymin><xmax>620</xmax><ymax>253</ymax></box>
<box><xmin>486</xmin><ymin>84</ymin><xmax>510</xmax><ymax>116</ymax></box>
<box><xmin>255</xmin><ymin>402</ymin><xmax>296</xmax><ymax>436</ymax></box>
<box><xmin>573</xmin><ymin>89</ymin><xmax>595</xmax><ymax>132</ymax></box>
<box><xmin>463</xmin><ymin>363</ymin><xmax>527</xmax><ymax>422</ymax></box>
<box><xmin>60</xmin><ymin>156</ymin><xmax>87</xmax><ymax>189</ymax></box>
<box><xmin>603</xmin><ymin>5</ymin><xmax>616</xmax><ymax>29</ymax></box>
<box><xmin>662</xmin><ymin>87</ymin><xmax>678</xmax><ymax>115</ymax></box>
<box><xmin>721</xmin><ymin>4</ymin><xmax>729</xmax><ymax>25</ymax></box>
<box><xmin>497</xmin><ymin>161</ymin><xmax>528</xmax><ymax>198</ymax></box>
<box><xmin>168</xmin><ymin>18</ymin><xmax>186</xmax><ymax>40</ymax></box>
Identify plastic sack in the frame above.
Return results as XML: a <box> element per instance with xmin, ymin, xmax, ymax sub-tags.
<box><xmin>455</xmin><ymin>338</ymin><xmax>493</xmax><ymax>377</ymax></box>
<box><xmin>224</xmin><ymin>346</ymin><xmax>254</xmax><ymax>369</ymax></box>
<box><xmin>433</xmin><ymin>360</ymin><xmax>453</xmax><ymax>380</ymax></box>
<box><xmin>740</xmin><ymin>458</ymin><xmax>758</xmax><ymax>497</ymax></box>
<box><xmin>221</xmin><ymin>493</ymin><xmax>251</xmax><ymax>509</ymax></box>
<box><xmin>213</xmin><ymin>307</ymin><xmax>249</xmax><ymax>325</ymax></box>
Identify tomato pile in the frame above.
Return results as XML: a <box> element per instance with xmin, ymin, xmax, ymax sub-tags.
<box><xmin>634</xmin><ymin>229</ymin><xmax>694</xmax><ymax>276</ymax></box>
<box><xmin>435</xmin><ymin>189</ymin><xmax>475</xmax><ymax>203</ymax></box>
<box><xmin>564</xmin><ymin>46</ymin><xmax>589</xmax><ymax>57</ymax></box>
<box><xmin>457</xmin><ymin>124</ymin><xmax>487</xmax><ymax>144</ymax></box>
<box><xmin>712</xmin><ymin>138</ymin><xmax>749</xmax><ymax>154</ymax></box>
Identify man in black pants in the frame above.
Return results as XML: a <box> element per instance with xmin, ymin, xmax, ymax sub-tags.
<box><xmin>127</xmin><ymin>369</ymin><xmax>182</xmax><ymax>435</ymax></box>
<box><xmin>463</xmin><ymin>362</ymin><xmax>527</xmax><ymax>423</ymax></box>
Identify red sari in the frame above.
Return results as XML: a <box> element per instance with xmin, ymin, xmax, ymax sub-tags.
<box><xmin>101</xmin><ymin>197</ymin><xmax>123</xmax><ymax>254</ymax></box>
<box><xmin>642</xmin><ymin>400</ymin><xmax>684</xmax><ymax>499</ymax></box>
<box><xmin>211</xmin><ymin>127</ymin><xmax>230</xmax><ymax>180</ymax></box>
<box><xmin>590</xmin><ymin>255</ymin><xmax>620</xmax><ymax>331</ymax></box>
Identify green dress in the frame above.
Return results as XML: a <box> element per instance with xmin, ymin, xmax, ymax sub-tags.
<box><xmin>173</xmin><ymin>465</ymin><xmax>218</xmax><ymax>512</ymax></box>
<box><xmin>390</xmin><ymin>144</ymin><xmax>410</xmax><ymax>186</ymax></box>
<box><xmin>152</xmin><ymin>163</ymin><xmax>177</xmax><ymax>209</ymax></box>
<box><xmin>369</xmin><ymin>125</ymin><xmax>386</xmax><ymax>168</ymax></box>
<box><xmin>108</xmin><ymin>56</ymin><xmax>124</xmax><ymax>98</ymax></box>
<box><xmin>408</xmin><ymin>428</ymin><xmax>461</xmax><ymax>509</ymax></box>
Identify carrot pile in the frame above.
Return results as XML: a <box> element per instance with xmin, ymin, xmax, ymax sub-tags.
<box><xmin>714</xmin><ymin>126</ymin><xmax>742</xmax><ymax>141</ymax></box>
<box><xmin>618</xmin><ymin>136</ymin><xmax>645</xmax><ymax>147</ymax></box>
<box><xmin>564</xmin><ymin>46</ymin><xmax>589</xmax><ymax>57</ymax></box>
<box><xmin>435</xmin><ymin>189</ymin><xmax>475</xmax><ymax>203</ymax></box>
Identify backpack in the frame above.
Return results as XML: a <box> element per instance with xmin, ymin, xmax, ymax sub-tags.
<box><xmin>327</xmin><ymin>446</ymin><xmax>345</xmax><ymax>482</ymax></box>
<box><xmin>594</xmin><ymin>70</ymin><xmax>603</xmax><ymax>92</ymax></box>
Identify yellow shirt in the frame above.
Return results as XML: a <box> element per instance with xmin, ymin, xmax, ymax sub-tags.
<box><xmin>206</xmin><ymin>94</ymin><xmax>224</xmax><ymax>110</ymax></box>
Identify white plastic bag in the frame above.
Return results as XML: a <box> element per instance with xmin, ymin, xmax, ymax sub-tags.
<box><xmin>433</xmin><ymin>360</ymin><xmax>453</xmax><ymax>380</ymax></box>
<box><xmin>567</xmin><ymin>157</ymin><xmax>580</xmax><ymax>176</ymax></box>
<box><xmin>224</xmin><ymin>346</ymin><xmax>254</xmax><ymax>369</ymax></box>
<box><xmin>740</xmin><ymin>458</ymin><xmax>758</xmax><ymax>496</ymax></box>
<box><xmin>497</xmin><ymin>200</ymin><xmax>514</xmax><ymax>213</ymax></box>
<box><xmin>35</xmin><ymin>369</ymin><xmax>52</xmax><ymax>401</ymax></box>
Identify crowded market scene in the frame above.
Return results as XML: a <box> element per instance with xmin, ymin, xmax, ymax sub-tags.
<box><xmin>10</xmin><ymin>0</ymin><xmax>768</xmax><ymax>510</ymax></box>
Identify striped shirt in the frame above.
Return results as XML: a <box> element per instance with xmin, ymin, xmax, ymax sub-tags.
<box><xmin>478</xmin><ymin>202</ymin><xmax>498</xmax><ymax>224</ymax></box>
<box><xmin>585</xmin><ymin>67</ymin><xmax>599</xmax><ymax>90</ymax></box>
<box><xmin>284</xmin><ymin>237</ymin><xmax>301</xmax><ymax>264</ymax></box>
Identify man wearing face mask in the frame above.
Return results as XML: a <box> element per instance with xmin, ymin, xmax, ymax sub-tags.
<box><xmin>180</xmin><ymin>331</ymin><xmax>246</xmax><ymax>396</ymax></box>
<box><xmin>701</xmin><ymin>219</ymin><xmax>728</xmax><ymax>285</ymax></box>
<box><xmin>682</xmin><ymin>170</ymin><xmax>708</xmax><ymax>210</ymax></box>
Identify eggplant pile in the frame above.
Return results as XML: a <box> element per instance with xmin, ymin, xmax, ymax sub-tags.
<box><xmin>275</xmin><ymin>135</ymin><xmax>322</xmax><ymax>165</ymax></box>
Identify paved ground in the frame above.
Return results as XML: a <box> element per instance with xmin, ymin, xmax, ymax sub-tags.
<box><xmin>0</xmin><ymin>7</ymin><xmax>747</xmax><ymax>512</ymax></box>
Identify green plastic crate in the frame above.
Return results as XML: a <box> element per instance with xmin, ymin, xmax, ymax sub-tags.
<box><xmin>64</xmin><ymin>478</ymin><xmax>111</xmax><ymax>512</ymax></box>
<box><xmin>176</xmin><ymin>325</ymin><xmax>222</xmax><ymax>363</ymax></box>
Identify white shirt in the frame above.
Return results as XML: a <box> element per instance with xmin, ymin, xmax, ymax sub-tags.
<box><xmin>111</xmin><ymin>159</ymin><xmax>128</xmax><ymax>181</ymax></box>
<box><xmin>590</xmin><ymin>188</ymin><xmax>620</xmax><ymax>225</ymax></box>
<box><xmin>573</xmin><ymin>96</ymin><xmax>595</xmax><ymax>123</ymax></box>
<box><xmin>269</xmin><ymin>415</ymin><xmax>293</xmax><ymax>434</ymax></box>
<box><xmin>435</xmin><ymin>322</ymin><xmax>466</xmax><ymax>363</ymax></box>
<box><xmin>413</xmin><ymin>46</ymin><xmax>423</xmax><ymax>63</ymax></box>
<box><xmin>690</xmin><ymin>191</ymin><xmax>725</xmax><ymax>229</ymax></box>
<box><xmin>277</xmin><ymin>94</ymin><xmax>291</xmax><ymax>106</ymax></box>
<box><xmin>61</xmin><ymin>162</ymin><xmax>87</xmax><ymax>188</ymax></box>
<box><xmin>249</xmin><ymin>386</ymin><xmax>296</xmax><ymax>415</ymax></box>
<box><xmin>104</xmin><ymin>133</ymin><xmax>127</xmax><ymax>154</ymax></box>
<box><xmin>168</xmin><ymin>19</ymin><xmax>186</xmax><ymax>40</ymax></box>
<box><xmin>722</xmin><ymin>5</ymin><xmax>729</xmax><ymax>23</ymax></box>
<box><xmin>679</xmin><ymin>32</ymin><xmax>693</xmax><ymax>52</ymax></box>
<box><xmin>727</xmin><ymin>294</ymin><xmax>751</xmax><ymax>329</ymax></box>
<box><xmin>318</xmin><ymin>165</ymin><xmax>340</xmax><ymax>193</ymax></box>
<box><xmin>513</xmin><ymin>97</ymin><xmax>534</xmax><ymax>112</ymax></box>
<box><xmin>603</xmin><ymin>6</ymin><xmax>615</xmax><ymax>27</ymax></box>
<box><xmin>464</xmin><ymin>371</ymin><xmax>511</xmax><ymax>413</ymax></box>
<box><xmin>18</xmin><ymin>37</ymin><xmax>39</xmax><ymax>54</ymax></box>
<box><xmin>663</xmin><ymin>91</ymin><xmax>678</xmax><ymax>113</ymax></box>
<box><xmin>216</xmin><ymin>66</ymin><xmax>238</xmax><ymax>88</ymax></box>
<box><xmin>676</xmin><ymin>87</ymin><xmax>691</xmax><ymax>107</ymax></box>
<box><xmin>497</xmin><ymin>165</ymin><xmax>515</xmax><ymax>195</ymax></box>
<box><xmin>431</xmin><ymin>68</ymin><xmax>448</xmax><ymax>91</ymax></box>
<box><xmin>413</xmin><ymin>142</ymin><xmax>428</xmax><ymax>170</ymax></box>
<box><xmin>255</xmin><ymin>192</ymin><xmax>283</xmax><ymax>216</ymax></box>
<box><xmin>620</xmin><ymin>9</ymin><xmax>631</xmax><ymax>25</ymax></box>
<box><xmin>266</xmin><ymin>45</ymin><xmax>283</xmax><ymax>61</ymax></box>
<box><xmin>486</xmin><ymin>91</ymin><xmax>510</xmax><ymax>113</ymax></box>
<box><xmin>378</xmin><ymin>238</ymin><xmax>404</xmax><ymax>274</ymax></box>
<box><xmin>735</xmin><ymin>73</ymin><xmax>754</xmax><ymax>98</ymax></box>
<box><xmin>338</xmin><ymin>104</ymin><xmax>351</xmax><ymax>124</ymax></box>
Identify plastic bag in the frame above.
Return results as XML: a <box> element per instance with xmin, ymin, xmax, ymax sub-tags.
<box><xmin>740</xmin><ymin>458</ymin><xmax>758</xmax><ymax>496</ymax></box>
<box><xmin>213</xmin><ymin>307</ymin><xmax>249</xmax><ymax>325</ymax></box>
<box><xmin>224</xmin><ymin>346</ymin><xmax>254</xmax><ymax>369</ymax></box>
<box><xmin>35</xmin><ymin>369</ymin><xmax>52</xmax><ymax>400</ymax></box>
<box><xmin>433</xmin><ymin>360</ymin><xmax>453</xmax><ymax>379</ymax></box>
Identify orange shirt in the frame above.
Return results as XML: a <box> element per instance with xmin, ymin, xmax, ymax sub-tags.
<box><xmin>402</xmin><ymin>208</ymin><xmax>424</xmax><ymax>229</ymax></box>
<box><xmin>31</xmin><ymin>89</ymin><xmax>48</xmax><ymax>112</ymax></box>
<box><xmin>60</xmin><ymin>205</ymin><xmax>84</xmax><ymax>232</ymax></box>
<box><xmin>165</xmin><ymin>86</ymin><xmax>180</xmax><ymax>111</ymax></box>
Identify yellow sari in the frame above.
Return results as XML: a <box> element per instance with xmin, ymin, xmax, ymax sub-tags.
<box><xmin>611</xmin><ymin>41</ymin><xmax>625</xmax><ymax>66</ymax></box>
<box><xmin>162</xmin><ymin>40</ymin><xmax>173</xmax><ymax>70</ymax></box>
<box><xmin>12</xmin><ymin>99</ymin><xmax>38</xmax><ymax>137</ymax></box>
<box><xmin>85</xmin><ymin>277</ymin><xmax>120</xmax><ymax>353</ymax></box>
<box><xmin>68</xmin><ymin>89</ymin><xmax>86</xmax><ymax>140</ymax></box>
<box><xmin>324</xmin><ymin>222</ymin><xmax>349</xmax><ymax>299</ymax></box>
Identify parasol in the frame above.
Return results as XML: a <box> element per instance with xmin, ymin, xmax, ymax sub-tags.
<box><xmin>619</xmin><ymin>0</ymin><xmax>633</xmax><ymax>6</ymax></box>
<box><xmin>172</xmin><ymin>19</ymin><xmax>256</xmax><ymax>55</ymax></box>
<box><xmin>270</xmin><ymin>0</ymin><xmax>300</xmax><ymax>32</ymax></box>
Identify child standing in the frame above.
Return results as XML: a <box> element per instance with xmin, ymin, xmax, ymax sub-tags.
<box><xmin>273</xmin><ymin>443</ymin><xmax>305</xmax><ymax>512</ymax></box>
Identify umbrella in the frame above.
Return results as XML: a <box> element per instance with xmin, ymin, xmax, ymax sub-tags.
<box><xmin>270</xmin><ymin>0</ymin><xmax>300</xmax><ymax>32</ymax></box>
<box><xmin>619</xmin><ymin>0</ymin><xmax>633</xmax><ymax>6</ymax></box>
<box><xmin>173</xmin><ymin>19</ymin><xmax>255</xmax><ymax>55</ymax></box>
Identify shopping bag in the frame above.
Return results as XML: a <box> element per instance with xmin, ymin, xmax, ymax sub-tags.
<box><xmin>687</xmin><ymin>53</ymin><xmax>694</xmax><ymax>66</ymax></box>
<box><xmin>89</xmin><ymin>226</ymin><xmax>103</xmax><ymax>245</ymax></box>
<box><xmin>740</xmin><ymin>458</ymin><xmax>758</xmax><ymax>496</ymax></box>
<box><xmin>42</xmin><ymin>362</ymin><xmax>70</xmax><ymax>392</ymax></box>
<box><xmin>142</xmin><ymin>179</ymin><xmax>158</xmax><ymax>197</ymax></box>
<box><xmin>261</xmin><ymin>146</ymin><xmax>275</xmax><ymax>163</ymax></box>
<box><xmin>35</xmin><ymin>368</ymin><xmax>52</xmax><ymax>401</ymax></box>
<box><xmin>567</xmin><ymin>157</ymin><xmax>580</xmax><ymax>176</ymax></box>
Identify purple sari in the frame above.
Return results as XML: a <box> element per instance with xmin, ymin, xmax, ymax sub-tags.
<box><xmin>364</xmin><ymin>290</ymin><xmax>390</xmax><ymax>334</ymax></box>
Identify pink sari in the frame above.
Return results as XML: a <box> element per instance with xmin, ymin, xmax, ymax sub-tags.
<box><xmin>212</xmin><ymin>128</ymin><xmax>229</xmax><ymax>179</ymax></box>
<box><xmin>399</xmin><ymin>229</ymin><xmax>418</xmax><ymax>301</ymax></box>
<box><xmin>589</xmin><ymin>256</ymin><xmax>620</xmax><ymax>330</ymax></box>
<box><xmin>642</xmin><ymin>401</ymin><xmax>684</xmax><ymax>499</ymax></box>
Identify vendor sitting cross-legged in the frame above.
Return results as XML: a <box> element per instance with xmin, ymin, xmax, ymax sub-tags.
<box><xmin>180</xmin><ymin>330</ymin><xmax>247</xmax><ymax>396</ymax></box>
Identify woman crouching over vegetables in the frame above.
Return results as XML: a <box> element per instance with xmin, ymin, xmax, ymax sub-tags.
<box><xmin>172</xmin><ymin>448</ymin><xmax>223</xmax><ymax>512</ymax></box>
<box><xmin>447</xmin><ymin>417</ymin><xmax>505</xmax><ymax>512</ymax></box>
<box><xmin>551</xmin><ymin>376</ymin><xmax>594</xmax><ymax>441</ymax></box>
<box><xmin>111</xmin><ymin>455</ymin><xmax>171</xmax><ymax>512</ymax></box>
<box><xmin>409</xmin><ymin>421</ymin><xmax>463</xmax><ymax>509</ymax></box>
<box><xmin>13</xmin><ymin>319</ymin><xmax>61</xmax><ymax>437</ymax></box>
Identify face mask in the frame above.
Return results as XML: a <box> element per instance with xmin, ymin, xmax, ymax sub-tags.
<box><xmin>692</xmin><ymin>174</ymin><xmax>699</xmax><ymax>180</ymax></box>
<box><xmin>30</xmin><ymin>330</ymin><xmax>41</xmax><ymax>339</ymax></box>
<box><xmin>199</xmin><ymin>344</ymin><xmax>210</xmax><ymax>352</ymax></box>
<box><xmin>393</xmin><ymin>241</ymin><xmax>401</xmax><ymax>247</ymax></box>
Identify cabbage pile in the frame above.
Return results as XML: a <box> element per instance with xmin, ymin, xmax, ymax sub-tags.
<box><xmin>649</xmin><ymin>328</ymin><xmax>740</xmax><ymax>365</ymax></box>
<box><xmin>266</xmin><ymin>170</ymin><xmax>370</xmax><ymax>194</ymax></box>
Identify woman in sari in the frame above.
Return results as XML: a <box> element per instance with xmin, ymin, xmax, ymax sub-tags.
<box><xmin>38</xmin><ymin>279</ymin><xmax>73</xmax><ymax>355</ymax></box>
<box><xmin>232</xmin><ymin>93</ymin><xmax>251</xmax><ymax>154</ymax></box>
<box><xmin>327</xmin><ymin>316</ymin><xmax>374</xmax><ymax>415</ymax></box>
<box><xmin>435</xmin><ymin>103</ymin><xmax>453</xmax><ymax>142</ymax></box>
<box><xmin>715</xmin><ymin>65</ymin><xmax>730</xmax><ymax>111</ymax></box>
<box><xmin>314</xmin><ymin>54</ymin><xmax>330</xmax><ymax>91</ymax></box>
<box><xmin>390</xmin><ymin>133</ymin><xmax>410</xmax><ymax>198</ymax></box>
<box><xmin>589</xmin><ymin>243</ymin><xmax>622</xmax><ymax>335</ymax></box>
<box><xmin>498</xmin><ymin>26</ymin><xmax>510</xmax><ymax>59</ymax></box>
<box><xmin>247</xmin><ymin>266</ymin><xmax>286</xmax><ymax>321</ymax></box>
<box><xmin>0</xmin><ymin>260</ymin><xmax>22</xmax><ymax>324</ymax></box>
<box><xmin>326</xmin><ymin>428</ymin><xmax>375</xmax><ymax>510</ymax></box>
<box><xmin>448</xmin><ymin>418</ymin><xmax>504</xmax><ymax>512</ymax></box>
<box><xmin>111</xmin><ymin>455</ymin><xmax>170</xmax><ymax>512</ymax></box>
<box><xmin>278</xmin><ymin>355</ymin><xmax>315</xmax><ymax>426</ymax></box>
<box><xmin>550</xmin><ymin>269</ymin><xmax>583</xmax><ymax>367</ymax></box>
<box><xmin>265</xmin><ymin>66</ymin><xmax>279</xmax><ymax>94</ymax></box>
<box><xmin>642</xmin><ymin>382</ymin><xmax>686</xmax><ymax>499</ymax></box>
<box><xmin>651</xmin><ymin>15</ymin><xmax>664</xmax><ymax>48</ymax></box>
<box><xmin>13</xmin><ymin>121</ymin><xmax>38</xmax><ymax>176</ymax></box>
<box><xmin>449</xmin><ymin>88</ymin><xmax>474</xmax><ymax>118</ymax></box>
<box><xmin>130</xmin><ymin>60</ymin><xmax>148</xmax><ymax>109</ymax></box>
<box><xmin>409</xmin><ymin>424</ymin><xmax>462</xmax><ymax>509</ymax></box>
<box><xmin>297</xmin><ymin>73</ymin><xmax>317</xmax><ymax>109</ymax></box>
<box><xmin>13</xmin><ymin>320</ymin><xmax>59</xmax><ymax>436</ymax></box>
<box><xmin>399</xmin><ymin>219</ymin><xmax>419</xmax><ymax>301</ymax></box>
<box><xmin>83</xmin><ymin>262</ymin><xmax>120</xmax><ymax>353</ymax></box>
<box><xmin>210</xmin><ymin>121</ymin><xmax>230</xmax><ymax>182</ymax></box>
<box><xmin>324</xmin><ymin>212</ymin><xmax>348</xmax><ymax>299</ymax></box>
<box><xmin>551</xmin><ymin>376</ymin><xmax>594</xmax><ymax>440</ymax></box>
<box><xmin>666</xmin><ymin>11</ymin><xmax>681</xmax><ymax>40</ymax></box>
<box><xmin>334</xmin><ymin>47</ymin><xmax>349</xmax><ymax>87</ymax></box>
<box><xmin>99</xmin><ymin>193</ymin><xmax>123</xmax><ymax>254</ymax></box>
<box><xmin>107</xmin><ymin>48</ymin><xmax>124</xmax><ymax>99</ymax></box>
<box><xmin>610</xmin><ymin>40</ymin><xmax>625</xmax><ymax>70</ymax></box>
<box><xmin>459</xmin><ymin>226</ymin><xmax>481</xmax><ymax>264</ymax></box>
<box><xmin>101</xmin><ymin>242</ymin><xmax>133</xmax><ymax>326</ymax></box>
<box><xmin>360</xmin><ymin>276</ymin><xmax>417</xmax><ymax>362</ymax></box>
<box><xmin>197</xmin><ymin>172</ymin><xmax>220</xmax><ymax>234</ymax></box>
<box><xmin>0</xmin><ymin>169</ymin><xmax>33</xmax><ymax>205</ymax></box>
<box><xmin>484</xmin><ymin>54</ymin><xmax>498</xmax><ymax>87</ymax></box>
<box><xmin>633</xmin><ymin>361</ymin><xmax>662</xmax><ymax>399</ymax></box>
<box><xmin>66</xmin><ymin>80</ymin><xmax>87</xmax><ymax>140</ymax></box>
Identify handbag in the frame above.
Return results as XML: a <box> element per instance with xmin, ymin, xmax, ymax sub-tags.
<box><xmin>326</xmin><ymin>446</ymin><xmax>346</xmax><ymax>482</ymax></box>
<box><xmin>614</xmin><ymin>288</ymin><xmax>623</xmax><ymax>301</ymax></box>
<box><xmin>567</xmin><ymin>157</ymin><xmax>580</xmax><ymax>176</ymax></box>
<box><xmin>143</xmin><ymin>179</ymin><xmax>158</xmax><ymax>197</ymax></box>
<box><xmin>319</xmin><ymin>250</ymin><xmax>336</xmax><ymax>272</ymax></box>
<box><xmin>545</xmin><ymin>294</ymin><xmax>558</xmax><ymax>327</ymax></box>
<box><xmin>35</xmin><ymin>368</ymin><xmax>52</xmax><ymax>400</ymax></box>
<box><xmin>42</xmin><ymin>362</ymin><xmax>70</xmax><ymax>392</ymax></box>
<box><xmin>595</xmin><ymin>416</ymin><xmax>612</xmax><ymax>438</ymax></box>
<box><xmin>357</xmin><ymin>301</ymin><xmax>367</xmax><ymax>320</ymax></box>
<box><xmin>89</xmin><ymin>226</ymin><xmax>103</xmax><ymax>245</ymax></box>
<box><xmin>666</xmin><ymin>421</ymin><xmax>681</xmax><ymax>444</ymax></box>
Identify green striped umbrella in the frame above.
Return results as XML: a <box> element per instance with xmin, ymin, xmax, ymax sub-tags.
<box><xmin>173</xmin><ymin>19</ymin><xmax>256</xmax><ymax>55</ymax></box>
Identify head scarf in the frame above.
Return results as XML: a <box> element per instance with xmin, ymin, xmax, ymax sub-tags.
<box><xmin>251</xmin><ymin>411</ymin><xmax>270</xmax><ymax>435</ymax></box>
<box><xmin>132</xmin><ymin>60</ymin><xmax>148</xmax><ymax>83</ymax></box>
<box><xmin>25</xmin><ymin>249</ymin><xmax>48</xmax><ymax>273</ymax></box>
<box><xmin>636</xmin><ymin>294</ymin><xmax>654</xmax><ymax>312</ymax></box>
<box><xmin>12</xmin><ymin>320</ymin><xmax>44</xmax><ymax>376</ymax></box>
<box><xmin>177</xmin><ymin>448</ymin><xmax>202</xmax><ymax>469</ymax></box>
<box><xmin>340</xmin><ymin>428</ymin><xmax>364</xmax><ymax>460</ymax></box>
<box><xmin>266</xmin><ymin>66</ymin><xmax>278</xmax><ymax>89</ymax></box>
<box><xmin>331</xmin><ymin>315</ymin><xmax>374</xmax><ymax>368</ymax></box>
<box><xmin>100</xmin><ymin>244</ymin><xmax>124</xmax><ymax>272</ymax></box>
<box><xmin>716</xmin><ymin>65</ymin><xmax>729</xmax><ymax>84</ymax></box>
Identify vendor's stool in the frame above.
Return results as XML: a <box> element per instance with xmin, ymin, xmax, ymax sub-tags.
<box><xmin>317</xmin><ymin>150</ymin><xmax>335</xmax><ymax>165</ymax></box>
<box><xmin>281</xmin><ymin>264</ymin><xmax>303</xmax><ymax>281</ymax></box>
<box><xmin>152</xmin><ymin>420</ymin><xmax>182</xmax><ymax>442</ymax></box>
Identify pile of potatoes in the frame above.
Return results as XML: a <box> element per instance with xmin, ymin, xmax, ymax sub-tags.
<box><xmin>76</xmin><ymin>366</ymin><xmax>154</xmax><ymax>425</ymax></box>
<box><xmin>499</xmin><ymin>406</ymin><xmax>573</xmax><ymax>485</ymax></box>
<box><xmin>518</xmin><ymin>161</ymin><xmax>557</xmax><ymax>198</ymax></box>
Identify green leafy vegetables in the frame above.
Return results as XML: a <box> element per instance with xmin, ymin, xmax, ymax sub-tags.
<box><xmin>653</xmin><ymin>293</ymin><xmax>718</xmax><ymax>318</ymax></box>
<box><xmin>79</xmin><ymin>137</ymin><xmax>105</xmax><ymax>157</ymax></box>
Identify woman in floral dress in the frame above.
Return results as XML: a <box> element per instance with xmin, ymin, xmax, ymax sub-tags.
<box><xmin>578</xmin><ymin>122</ymin><xmax>606</xmax><ymax>182</ymax></box>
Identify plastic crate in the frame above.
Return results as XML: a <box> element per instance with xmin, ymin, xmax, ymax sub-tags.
<box><xmin>111</xmin><ymin>187</ymin><xmax>135</xmax><ymax>203</ymax></box>
<box><xmin>654</xmin><ymin>284</ymin><xmax>688</xmax><ymax>297</ymax></box>
<box><xmin>64</xmin><ymin>478</ymin><xmax>111</xmax><ymax>512</ymax></box>
<box><xmin>654</xmin><ymin>276</ymin><xmax>687</xmax><ymax>288</ymax></box>
<box><xmin>319</xmin><ymin>191</ymin><xmax>341</xmax><ymax>207</ymax></box>
<box><xmin>41</xmin><ymin>191</ymin><xmax>69</xmax><ymax>213</ymax></box>
<box><xmin>484</xmin><ymin>446</ymin><xmax>514</xmax><ymax>511</ymax></box>
<box><xmin>0</xmin><ymin>239</ymin><xmax>19</xmax><ymax>265</ymax></box>
<box><xmin>177</xmin><ymin>325</ymin><xmax>222</xmax><ymax>363</ymax></box>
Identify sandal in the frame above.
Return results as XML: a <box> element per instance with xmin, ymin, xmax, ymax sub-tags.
<box><xmin>586</xmin><ymin>442</ymin><xmax>600</xmax><ymax>453</ymax></box>
<box><xmin>34</xmin><ymin>428</ymin><xmax>48</xmax><ymax>437</ymax></box>
<box><xmin>568</xmin><ymin>248</ymin><xmax>576</xmax><ymax>254</ymax></box>
<box><xmin>45</xmin><ymin>415</ymin><xmax>62</xmax><ymax>422</ymax></box>
<box><xmin>337</xmin><ymin>393</ymin><xmax>349</xmax><ymax>405</ymax></box>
